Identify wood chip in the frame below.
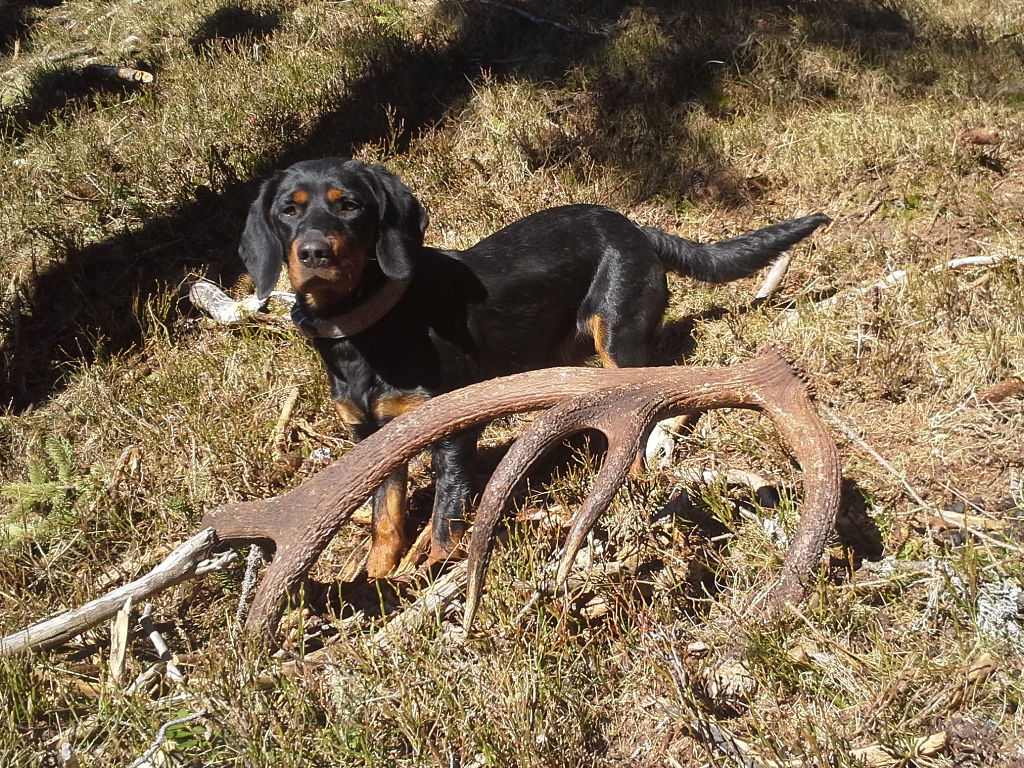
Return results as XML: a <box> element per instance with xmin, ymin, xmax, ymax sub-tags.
<box><xmin>925</xmin><ymin>508</ymin><xmax>1011</xmax><ymax>533</ymax></box>
<box><xmin>977</xmin><ymin>377</ymin><xmax>1024</xmax><ymax>404</ymax></box>
<box><xmin>959</xmin><ymin>128</ymin><xmax>1002</xmax><ymax>146</ymax></box>
<box><xmin>108</xmin><ymin>598</ymin><xmax>132</xmax><ymax>684</ymax></box>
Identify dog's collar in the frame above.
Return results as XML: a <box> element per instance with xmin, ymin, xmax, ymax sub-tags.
<box><xmin>290</xmin><ymin>280</ymin><xmax>410</xmax><ymax>339</ymax></box>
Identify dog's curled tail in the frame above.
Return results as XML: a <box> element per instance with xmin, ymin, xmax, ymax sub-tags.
<box><xmin>641</xmin><ymin>213</ymin><xmax>831</xmax><ymax>284</ymax></box>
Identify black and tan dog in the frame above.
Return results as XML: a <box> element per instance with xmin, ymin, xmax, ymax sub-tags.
<box><xmin>239</xmin><ymin>157</ymin><xmax>829</xmax><ymax>577</ymax></box>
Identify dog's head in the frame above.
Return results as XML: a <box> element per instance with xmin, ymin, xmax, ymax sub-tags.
<box><xmin>239</xmin><ymin>158</ymin><xmax>429</xmax><ymax>312</ymax></box>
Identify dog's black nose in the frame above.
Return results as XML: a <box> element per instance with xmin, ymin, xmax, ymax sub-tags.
<box><xmin>296</xmin><ymin>239</ymin><xmax>333</xmax><ymax>268</ymax></box>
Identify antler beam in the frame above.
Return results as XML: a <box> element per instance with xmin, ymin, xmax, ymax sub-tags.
<box><xmin>202</xmin><ymin>348</ymin><xmax>840</xmax><ymax>640</ymax></box>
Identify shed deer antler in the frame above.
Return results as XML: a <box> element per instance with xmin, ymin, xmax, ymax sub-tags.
<box><xmin>202</xmin><ymin>348</ymin><xmax>840</xmax><ymax>640</ymax></box>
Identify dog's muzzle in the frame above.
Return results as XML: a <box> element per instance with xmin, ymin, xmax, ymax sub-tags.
<box><xmin>294</xmin><ymin>237</ymin><xmax>336</xmax><ymax>270</ymax></box>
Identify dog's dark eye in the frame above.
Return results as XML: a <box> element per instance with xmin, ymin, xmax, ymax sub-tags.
<box><xmin>338</xmin><ymin>199</ymin><xmax>361</xmax><ymax>212</ymax></box>
<box><xmin>281</xmin><ymin>204</ymin><xmax>299</xmax><ymax>217</ymax></box>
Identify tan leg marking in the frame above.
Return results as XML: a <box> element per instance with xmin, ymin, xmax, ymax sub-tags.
<box><xmin>588</xmin><ymin>315</ymin><xmax>619</xmax><ymax>369</ymax></box>
<box><xmin>333</xmin><ymin>399</ymin><xmax>366</xmax><ymax>436</ymax></box>
<box><xmin>366</xmin><ymin>466</ymin><xmax>410</xmax><ymax>578</ymax></box>
<box><xmin>372</xmin><ymin>392</ymin><xmax>430</xmax><ymax>422</ymax></box>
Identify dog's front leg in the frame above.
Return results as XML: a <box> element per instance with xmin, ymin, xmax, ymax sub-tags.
<box><xmin>366</xmin><ymin>463</ymin><xmax>410</xmax><ymax>578</ymax></box>
<box><xmin>427</xmin><ymin>430</ymin><xmax>479</xmax><ymax>565</ymax></box>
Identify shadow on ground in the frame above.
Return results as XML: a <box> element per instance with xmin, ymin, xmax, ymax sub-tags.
<box><xmin>0</xmin><ymin>0</ymin><xmax>63</xmax><ymax>55</ymax></box>
<box><xmin>0</xmin><ymin>0</ymin><xmax>954</xmax><ymax>409</ymax></box>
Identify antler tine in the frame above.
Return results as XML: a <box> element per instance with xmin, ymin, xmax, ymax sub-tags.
<box><xmin>464</xmin><ymin>398</ymin><xmax>604</xmax><ymax>630</ymax></box>
<box><xmin>464</xmin><ymin>386</ymin><xmax>666</xmax><ymax>630</ymax></box>
<box><xmin>554</xmin><ymin>432</ymin><xmax>648</xmax><ymax>586</ymax></box>
<box><xmin>554</xmin><ymin>390</ymin><xmax>666</xmax><ymax>586</ymax></box>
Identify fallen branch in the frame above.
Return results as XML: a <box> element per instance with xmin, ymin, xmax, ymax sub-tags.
<box><xmin>479</xmin><ymin>0</ymin><xmax>609</xmax><ymax>37</ymax></box>
<box><xmin>128</xmin><ymin>711</ymin><xmax>208</xmax><ymax>768</ymax></box>
<box><xmin>0</xmin><ymin>528</ymin><xmax>236</xmax><ymax>657</ymax></box>
<box><xmin>374</xmin><ymin>562</ymin><xmax>469</xmax><ymax>650</ymax></box>
<box><xmin>83</xmin><ymin>64</ymin><xmax>154</xmax><ymax>84</ymax></box>
<box><xmin>781</xmin><ymin>254</ymin><xmax>1018</xmax><ymax>326</ymax></box>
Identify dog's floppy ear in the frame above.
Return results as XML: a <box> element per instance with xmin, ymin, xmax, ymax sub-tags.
<box><xmin>238</xmin><ymin>173</ymin><xmax>284</xmax><ymax>303</ymax></box>
<box><xmin>368</xmin><ymin>165</ymin><xmax>429</xmax><ymax>282</ymax></box>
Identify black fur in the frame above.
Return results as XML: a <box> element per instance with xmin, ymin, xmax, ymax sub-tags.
<box><xmin>239</xmin><ymin>157</ymin><xmax>830</xmax><ymax>574</ymax></box>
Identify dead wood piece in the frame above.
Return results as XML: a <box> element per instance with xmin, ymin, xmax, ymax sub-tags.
<box><xmin>83</xmin><ymin>64</ymin><xmax>154</xmax><ymax>84</ymax></box>
<box><xmin>374</xmin><ymin>562</ymin><xmax>469</xmax><ymax>650</ymax></box>
<box><xmin>270</xmin><ymin>387</ymin><xmax>301</xmax><ymax>457</ymax></box>
<box><xmin>108</xmin><ymin>598</ymin><xmax>132</xmax><ymax>684</ymax></box>
<box><xmin>977</xmin><ymin>376</ymin><xmax>1024</xmax><ymax>404</ymax></box>
<box><xmin>189</xmin><ymin>279</ymin><xmax>296</xmax><ymax>325</ymax></box>
<box><xmin>140</xmin><ymin>604</ymin><xmax>184</xmax><ymax>683</ymax></box>
<box><xmin>0</xmin><ymin>528</ymin><xmax>235</xmax><ymax>657</ymax></box>
<box><xmin>781</xmin><ymin>254</ymin><xmax>1018</xmax><ymax>326</ymax></box>
<box><xmin>201</xmin><ymin>347</ymin><xmax>840</xmax><ymax>641</ymax></box>
<box><xmin>753</xmin><ymin>251</ymin><xmax>796</xmax><ymax>305</ymax></box>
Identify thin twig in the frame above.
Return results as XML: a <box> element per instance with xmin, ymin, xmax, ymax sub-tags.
<box><xmin>127</xmin><ymin>711</ymin><xmax>208</xmax><ymax>768</ymax></box>
<box><xmin>822</xmin><ymin>406</ymin><xmax>930</xmax><ymax>510</ymax></box>
<box><xmin>479</xmin><ymin>0</ymin><xmax>609</xmax><ymax>37</ymax></box>
<box><xmin>781</xmin><ymin>253</ymin><xmax>1019</xmax><ymax>326</ymax></box>
<box><xmin>824</xmin><ymin>407</ymin><xmax>1024</xmax><ymax>556</ymax></box>
<box><xmin>232</xmin><ymin>545</ymin><xmax>265</xmax><ymax>637</ymax></box>
<box><xmin>140</xmin><ymin>605</ymin><xmax>184</xmax><ymax>684</ymax></box>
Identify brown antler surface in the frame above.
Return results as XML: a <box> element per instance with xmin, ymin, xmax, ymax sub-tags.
<box><xmin>201</xmin><ymin>348</ymin><xmax>840</xmax><ymax>640</ymax></box>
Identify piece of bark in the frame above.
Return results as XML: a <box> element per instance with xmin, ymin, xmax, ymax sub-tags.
<box><xmin>977</xmin><ymin>377</ymin><xmax>1024</xmax><ymax>404</ymax></box>
<box><xmin>108</xmin><ymin>598</ymin><xmax>132</xmax><ymax>684</ymax></box>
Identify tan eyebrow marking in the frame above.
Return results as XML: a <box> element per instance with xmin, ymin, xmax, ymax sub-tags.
<box><xmin>291</xmin><ymin>189</ymin><xmax>309</xmax><ymax>205</ymax></box>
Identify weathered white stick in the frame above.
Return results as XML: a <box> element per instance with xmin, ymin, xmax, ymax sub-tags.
<box><xmin>781</xmin><ymin>254</ymin><xmax>1016</xmax><ymax>326</ymax></box>
<box><xmin>0</xmin><ymin>528</ymin><xmax>235</xmax><ymax>657</ymax></box>
<box><xmin>189</xmin><ymin>279</ymin><xmax>295</xmax><ymax>325</ymax></box>
<box><xmin>753</xmin><ymin>251</ymin><xmax>795</xmax><ymax>305</ymax></box>
<box><xmin>128</xmin><ymin>711</ymin><xmax>208</xmax><ymax>768</ymax></box>
<box><xmin>140</xmin><ymin>604</ymin><xmax>184</xmax><ymax>683</ymax></box>
<box><xmin>108</xmin><ymin>598</ymin><xmax>132</xmax><ymax>683</ymax></box>
<box><xmin>374</xmin><ymin>562</ymin><xmax>468</xmax><ymax>650</ymax></box>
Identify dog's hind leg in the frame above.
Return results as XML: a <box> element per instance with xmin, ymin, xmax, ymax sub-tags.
<box><xmin>583</xmin><ymin>260</ymin><xmax>669</xmax><ymax>369</ymax></box>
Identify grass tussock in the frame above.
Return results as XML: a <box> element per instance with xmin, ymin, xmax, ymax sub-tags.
<box><xmin>2</xmin><ymin>0</ymin><xmax>1024</xmax><ymax>765</ymax></box>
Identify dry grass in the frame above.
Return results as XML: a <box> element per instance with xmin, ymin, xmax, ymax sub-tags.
<box><xmin>2</xmin><ymin>0</ymin><xmax>1023</xmax><ymax>765</ymax></box>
